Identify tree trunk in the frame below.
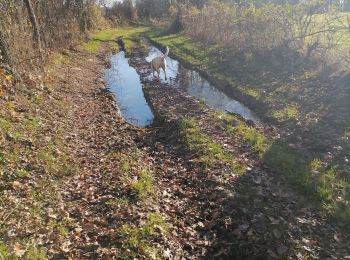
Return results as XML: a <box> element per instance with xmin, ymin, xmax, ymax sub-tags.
<box><xmin>0</xmin><ymin>30</ymin><xmax>11</xmax><ymax>65</ymax></box>
<box><xmin>0</xmin><ymin>29</ymin><xmax>20</xmax><ymax>82</ymax></box>
<box><xmin>65</xmin><ymin>0</ymin><xmax>72</xmax><ymax>10</ymax></box>
<box><xmin>23</xmin><ymin>0</ymin><xmax>43</xmax><ymax>54</ymax></box>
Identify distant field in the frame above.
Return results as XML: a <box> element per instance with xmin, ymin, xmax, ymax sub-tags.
<box><xmin>334</xmin><ymin>13</ymin><xmax>350</xmax><ymax>50</ymax></box>
<box><xmin>311</xmin><ymin>12</ymin><xmax>350</xmax><ymax>59</ymax></box>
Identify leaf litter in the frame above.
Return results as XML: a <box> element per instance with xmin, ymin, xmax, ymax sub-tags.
<box><xmin>0</xmin><ymin>41</ymin><xmax>349</xmax><ymax>259</ymax></box>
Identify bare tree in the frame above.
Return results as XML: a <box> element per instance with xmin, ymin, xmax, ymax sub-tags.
<box><xmin>0</xmin><ymin>30</ymin><xmax>11</xmax><ymax>65</ymax></box>
<box><xmin>23</xmin><ymin>0</ymin><xmax>43</xmax><ymax>54</ymax></box>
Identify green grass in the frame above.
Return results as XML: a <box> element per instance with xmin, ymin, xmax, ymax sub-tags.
<box><xmin>131</xmin><ymin>167</ymin><xmax>155</xmax><ymax>199</ymax></box>
<box><xmin>118</xmin><ymin>213</ymin><xmax>168</xmax><ymax>258</ymax></box>
<box><xmin>26</xmin><ymin>245</ymin><xmax>46</xmax><ymax>260</ymax></box>
<box><xmin>272</xmin><ymin>105</ymin><xmax>300</xmax><ymax>122</ymax></box>
<box><xmin>213</xmin><ymin>110</ymin><xmax>350</xmax><ymax>221</ymax></box>
<box><xmin>180</xmin><ymin>118</ymin><xmax>245</xmax><ymax>174</ymax></box>
<box><xmin>217</xmin><ymin>111</ymin><xmax>271</xmax><ymax>157</ymax></box>
<box><xmin>0</xmin><ymin>242</ymin><xmax>9</xmax><ymax>259</ymax></box>
<box><xmin>107</xmin><ymin>198</ymin><xmax>129</xmax><ymax>208</ymax></box>
<box><xmin>228</xmin><ymin>123</ymin><xmax>272</xmax><ymax>157</ymax></box>
<box><xmin>312</xmin><ymin>12</ymin><xmax>350</xmax><ymax>52</ymax></box>
<box><xmin>37</xmin><ymin>143</ymin><xmax>77</xmax><ymax>177</ymax></box>
<box><xmin>263</xmin><ymin>141</ymin><xmax>347</xmax><ymax>204</ymax></box>
<box><xmin>82</xmin><ymin>39</ymin><xmax>101</xmax><ymax>53</ymax></box>
<box><xmin>180</xmin><ymin>112</ymin><xmax>347</xmax><ymax>208</ymax></box>
<box><xmin>0</xmin><ymin>241</ymin><xmax>46</xmax><ymax>260</ymax></box>
<box><xmin>52</xmin><ymin>53</ymin><xmax>67</xmax><ymax>65</ymax></box>
<box><xmin>238</xmin><ymin>86</ymin><xmax>261</xmax><ymax>99</ymax></box>
<box><xmin>84</xmin><ymin>26</ymin><xmax>150</xmax><ymax>53</ymax></box>
<box><xmin>147</xmin><ymin>28</ymin><xmax>211</xmax><ymax>68</ymax></box>
<box><xmin>121</xmin><ymin>155</ymin><xmax>132</xmax><ymax>173</ymax></box>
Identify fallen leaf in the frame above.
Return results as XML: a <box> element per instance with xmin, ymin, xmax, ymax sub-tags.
<box><xmin>277</xmin><ymin>245</ymin><xmax>288</xmax><ymax>255</ymax></box>
<box><xmin>273</xmin><ymin>229</ymin><xmax>282</xmax><ymax>239</ymax></box>
<box><xmin>13</xmin><ymin>243</ymin><xmax>26</xmax><ymax>257</ymax></box>
<box><xmin>12</xmin><ymin>181</ymin><xmax>21</xmax><ymax>190</ymax></box>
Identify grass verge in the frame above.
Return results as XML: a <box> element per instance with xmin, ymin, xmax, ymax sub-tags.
<box><xmin>147</xmin><ymin>27</ymin><xmax>350</xmax><ymax>223</ymax></box>
<box><xmin>216</xmin><ymin>112</ymin><xmax>349</xmax><ymax>223</ymax></box>
<box><xmin>83</xmin><ymin>26</ymin><xmax>150</xmax><ymax>53</ymax></box>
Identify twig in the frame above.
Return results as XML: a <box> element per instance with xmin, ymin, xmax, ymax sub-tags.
<box><xmin>15</xmin><ymin>54</ymin><xmax>43</xmax><ymax>65</ymax></box>
<box><xmin>1</xmin><ymin>203</ymin><xmax>19</xmax><ymax>223</ymax></box>
<box><xmin>294</xmin><ymin>28</ymin><xmax>338</xmax><ymax>39</ymax></box>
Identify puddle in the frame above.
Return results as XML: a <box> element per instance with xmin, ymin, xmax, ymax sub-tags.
<box><xmin>105</xmin><ymin>51</ymin><xmax>154</xmax><ymax>127</ymax></box>
<box><xmin>146</xmin><ymin>46</ymin><xmax>260</xmax><ymax>122</ymax></box>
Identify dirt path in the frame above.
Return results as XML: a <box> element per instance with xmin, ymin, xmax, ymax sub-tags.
<box><xmin>1</xmin><ymin>42</ymin><xmax>349</xmax><ymax>259</ymax></box>
<box><xmin>129</xmin><ymin>45</ymin><xmax>350</xmax><ymax>259</ymax></box>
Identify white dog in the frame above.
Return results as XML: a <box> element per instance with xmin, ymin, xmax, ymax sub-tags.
<box><xmin>150</xmin><ymin>46</ymin><xmax>169</xmax><ymax>81</ymax></box>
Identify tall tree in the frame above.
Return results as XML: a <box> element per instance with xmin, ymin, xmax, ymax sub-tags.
<box><xmin>23</xmin><ymin>0</ymin><xmax>43</xmax><ymax>54</ymax></box>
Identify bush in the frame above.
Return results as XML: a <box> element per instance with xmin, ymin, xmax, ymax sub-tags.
<box><xmin>178</xmin><ymin>0</ymin><xmax>349</xmax><ymax>71</ymax></box>
<box><xmin>0</xmin><ymin>0</ymin><xmax>108</xmax><ymax>71</ymax></box>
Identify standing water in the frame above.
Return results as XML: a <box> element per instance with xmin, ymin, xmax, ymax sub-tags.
<box><xmin>105</xmin><ymin>51</ymin><xmax>154</xmax><ymax>127</ymax></box>
<box><xmin>146</xmin><ymin>46</ymin><xmax>260</xmax><ymax>122</ymax></box>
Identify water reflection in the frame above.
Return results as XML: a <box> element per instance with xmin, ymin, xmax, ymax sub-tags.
<box><xmin>146</xmin><ymin>46</ymin><xmax>259</xmax><ymax>122</ymax></box>
<box><xmin>145</xmin><ymin>46</ymin><xmax>179</xmax><ymax>83</ymax></box>
<box><xmin>105</xmin><ymin>51</ymin><xmax>154</xmax><ymax>127</ymax></box>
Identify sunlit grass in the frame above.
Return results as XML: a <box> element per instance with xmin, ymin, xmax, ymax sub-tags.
<box><xmin>0</xmin><ymin>242</ymin><xmax>9</xmax><ymax>259</ymax></box>
<box><xmin>107</xmin><ymin>198</ymin><xmax>129</xmax><ymax>208</ymax></box>
<box><xmin>180</xmin><ymin>118</ymin><xmax>245</xmax><ymax>174</ymax></box>
<box><xmin>147</xmin><ymin>29</ymin><xmax>210</xmax><ymax>67</ymax></box>
<box><xmin>238</xmin><ymin>86</ymin><xmax>261</xmax><ymax>99</ymax></box>
<box><xmin>213</xmin><ymin>110</ymin><xmax>349</xmax><ymax>222</ymax></box>
<box><xmin>272</xmin><ymin>105</ymin><xmax>300</xmax><ymax>122</ymax></box>
<box><xmin>26</xmin><ymin>245</ymin><xmax>47</xmax><ymax>260</ymax></box>
<box><xmin>82</xmin><ymin>39</ymin><xmax>101</xmax><ymax>53</ymax></box>
<box><xmin>52</xmin><ymin>52</ymin><xmax>67</xmax><ymax>65</ymax></box>
<box><xmin>312</xmin><ymin>12</ymin><xmax>350</xmax><ymax>51</ymax></box>
<box><xmin>118</xmin><ymin>212</ymin><xmax>168</xmax><ymax>258</ymax></box>
<box><xmin>131</xmin><ymin>167</ymin><xmax>155</xmax><ymax>199</ymax></box>
<box><xmin>228</xmin><ymin>123</ymin><xmax>272</xmax><ymax>157</ymax></box>
<box><xmin>87</xmin><ymin>26</ymin><xmax>150</xmax><ymax>53</ymax></box>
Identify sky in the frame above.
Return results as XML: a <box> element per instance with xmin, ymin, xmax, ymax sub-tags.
<box><xmin>103</xmin><ymin>0</ymin><xmax>122</xmax><ymax>6</ymax></box>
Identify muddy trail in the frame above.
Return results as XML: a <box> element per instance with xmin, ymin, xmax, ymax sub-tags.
<box><xmin>1</xmin><ymin>41</ymin><xmax>349</xmax><ymax>259</ymax></box>
<box><xmin>126</xmin><ymin>45</ymin><xmax>350</xmax><ymax>258</ymax></box>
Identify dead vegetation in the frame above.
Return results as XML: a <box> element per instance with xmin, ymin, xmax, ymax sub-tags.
<box><xmin>1</xmin><ymin>0</ymin><xmax>350</xmax><ymax>258</ymax></box>
<box><xmin>0</xmin><ymin>0</ymin><xmax>109</xmax><ymax>73</ymax></box>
